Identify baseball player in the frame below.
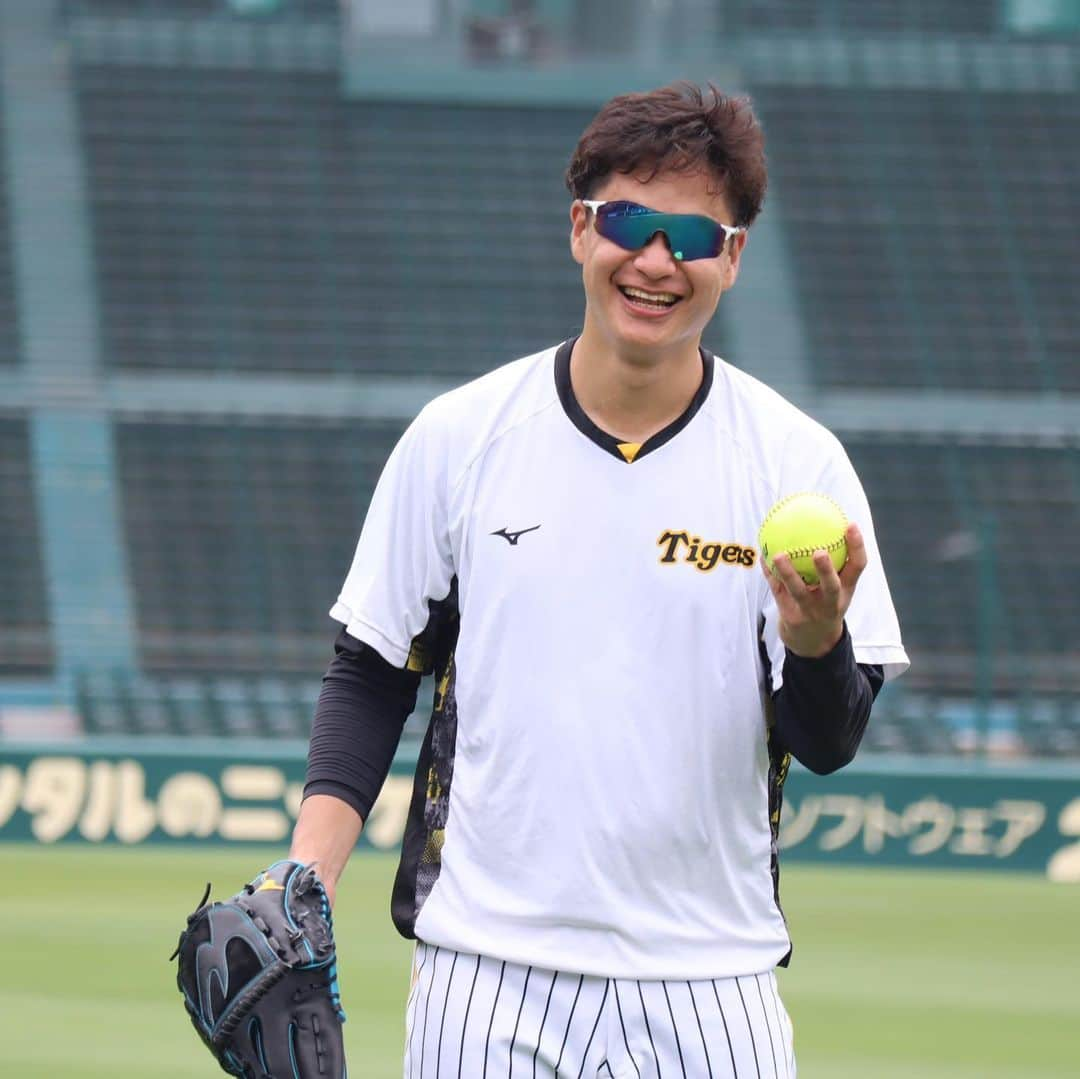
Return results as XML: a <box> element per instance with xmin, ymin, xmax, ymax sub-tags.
<box><xmin>288</xmin><ymin>82</ymin><xmax>908</xmax><ymax>1077</ymax></box>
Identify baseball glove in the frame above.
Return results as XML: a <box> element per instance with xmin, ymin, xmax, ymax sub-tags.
<box><xmin>171</xmin><ymin>860</ymin><xmax>347</xmax><ymax>1078</ymax></box>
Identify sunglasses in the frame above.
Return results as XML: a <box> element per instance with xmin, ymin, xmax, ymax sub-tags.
<box><xmin>581</xmin><ymin>199</ymin><xmax>745</xmax><ymax>262</ymax></box>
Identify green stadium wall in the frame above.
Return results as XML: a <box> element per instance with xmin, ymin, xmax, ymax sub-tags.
<box><xmin>2</xmin><ymin>741</ymin><xmax>1078</xmax><ymax>883</ymax></box>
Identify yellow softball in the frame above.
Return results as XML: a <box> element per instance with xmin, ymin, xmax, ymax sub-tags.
<box><xmin>759</xmin><ymin>492</ymin><xmax>848</xmax><ymax>585</ymax></box>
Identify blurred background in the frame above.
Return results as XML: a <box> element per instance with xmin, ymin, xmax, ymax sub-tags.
<box><xmin>0</xmin><ymin>0</ymin><xmax>1077</xmax><ymax>754</ymax></box>
<box><xmin>0</xmin><ymin>1</ymin><xmax>1078</xmax><ymax>1076</ymax></box>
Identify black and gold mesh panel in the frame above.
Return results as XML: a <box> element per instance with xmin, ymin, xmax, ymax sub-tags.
<box><xmin>391</xmin><ymin>581</ymin><xmax>461</xmax><ymax>939</ymax></box>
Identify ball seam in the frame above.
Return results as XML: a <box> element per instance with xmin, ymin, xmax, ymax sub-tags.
<box><xmin>758</xmin><ymin>492</ymin><xmax>848</xmax><ymax>565</ymax></box>
<box><xmin>781</xmin><ymin>537</ymin><xmax>847</xmax><ymax>560</ymax></box>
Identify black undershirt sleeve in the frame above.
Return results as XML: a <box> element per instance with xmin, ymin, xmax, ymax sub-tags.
<box><xmin>772</xmin><ymin>623</ymin><xmax>885</xmax><ymax>775</ymax></box>
<box><xmin>303</xmin><ymin>628</ymin><xmax>422</xmax><ymax>821</ymax></box>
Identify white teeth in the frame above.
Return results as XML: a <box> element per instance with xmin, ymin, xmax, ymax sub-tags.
<box><xmin>621</xmin><ymin>286</ymin><xmax>679</xmax><ymax>305</ymax></box>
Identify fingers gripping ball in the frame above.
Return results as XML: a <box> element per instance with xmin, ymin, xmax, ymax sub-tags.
<box><xmin>171</xmin><ymin>860</ymin><xmax>346</xmax><ymax>1078</ymax></box>
<box><xmin>759</xmin><ymin>492</ymin><xmax>848</xmax><ymax>585</ymax></box>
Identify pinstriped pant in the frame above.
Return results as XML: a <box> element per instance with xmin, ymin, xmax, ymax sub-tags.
<box><xmin>403</xmin><ymin>943</ymin><xmax>796</xmax><ymax>1078</ymax></box>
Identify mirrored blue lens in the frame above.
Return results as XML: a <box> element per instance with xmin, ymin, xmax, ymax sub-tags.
<box><xmin>593</xmin><ymin>201</ymin><xmax>726</xmax><ymax>261</ymax></box>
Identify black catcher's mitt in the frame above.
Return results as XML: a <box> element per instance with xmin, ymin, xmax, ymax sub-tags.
<box><xmin>172</xmin><ymin>860</ymin><xmax>347</xmax><ymax>1078</ymax></box>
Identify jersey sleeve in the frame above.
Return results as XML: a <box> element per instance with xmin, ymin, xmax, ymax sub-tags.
<box><xmin>330</xmin><ymin>405</ymin><xmax>455</xmax><ymax>668</ymax></box>
<box><xmin>761</xmin><ymin>435</ymin><xmax>910</xmax><ymax>694</ymax></box>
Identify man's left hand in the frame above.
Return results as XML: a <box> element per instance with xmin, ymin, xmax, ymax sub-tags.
<box><xmin>761</xmin><ymin>522</ymin><xmax>867</xmax><ymax>658</ymax></box>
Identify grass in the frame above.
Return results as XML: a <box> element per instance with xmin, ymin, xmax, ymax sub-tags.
<box><xmin>778</xmin><ymin>868</ymin><xmax>1078</xmax><ymax>1078</ymax></box>
<box><xmin>1</xmin><ymin>844</ymin><xmax>1076</xmax><ymax>1077</ymax></box>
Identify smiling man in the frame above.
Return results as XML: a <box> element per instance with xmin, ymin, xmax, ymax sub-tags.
<box><xmin>282</xmin><ymin>83</ymin><xmax>909</xmax><ymax>1078</ymax></box>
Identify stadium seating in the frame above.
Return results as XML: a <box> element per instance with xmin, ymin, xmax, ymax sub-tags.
<box><xmin>847</xmin><ymin>438</ymin><xmax>1079</xmax><ymax>696</ymax></box>
<box><xmin>76</xmin><ymin>62</ymin><xmax>732</xmax><ymax>377</ymax></box>
<box><xmin>75</xmin><ymin>668</ymin><xmax>324</xmax><ymax>739</ymax></box>
<box><xmin>732</xmin><ymin>0</ymin><xmax>998</xmax><ymax>34</ymax></box>
<box><xmin>60</xmin><ymin>1</ymin><xmax>337</xmax><ymax>16</ymax></box>
<box><xmin>73</xmin><ymin>665</ymin><xmax>443</xmax><ymax>742</ymax></box>
<box><xmin>113</xmin><ymin>415</ymin><xmax>410</xmax><ymax>673</ymax></box>
<box><xmin>749</xmin><ymin>86</ymin><xmax>1080</xmax><ymax>394</ymax></box>
<box><xmin>79</xmin><ymin>66</ymin><xmax>621</xmax><ymax>377</ymax></box>
<box><xmin>0</xmin><ymin>418</ymin><xmax>54</xmax><ymax>674</ymax></box>
<box><xmin>0</xmin><ymin>95</ymin><xmax>19</xmax><ymax>369</ymax></box>
<box><xmin>1</xmin><ymin>4</ymin><xmax>1075</xmax><ymax>755</ymax></box>
<box><xmin>1022</xmin><ymin>694</ymin><xmax>1080</xmax><ymax>756</ymax></box>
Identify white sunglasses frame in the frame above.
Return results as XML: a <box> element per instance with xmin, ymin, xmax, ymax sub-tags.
<box><xmin>580</xmin><ymin>199</ymin><xmax>745</xmax><ymax>261</ymax></box>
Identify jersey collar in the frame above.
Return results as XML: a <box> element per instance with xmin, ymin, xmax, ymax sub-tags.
<box><xmin>554</xmin><ymin>338</ymin><xmax>715</xmax><ymax>464</ymax></box>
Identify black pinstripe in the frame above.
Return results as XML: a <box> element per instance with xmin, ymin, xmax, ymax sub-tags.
<box><xmin>687</xmin><ymin>981</ymin><xmax>714</xmax><ymax>1079</ymax></box>
<box><xmin>576</xmin><ymin>980</ymin><xmax>609</xmax><ymax>1079</ymax></box>
<box><xmin>754</xmin><ymin>976</ymin><xmax>779</xmax><ymax>1079</ymax></box>
<box><xmin>661</xmin><ymin>980</ymin><xmax>688</xmax><ymax>1079</ymax></box>
<box><xmin>635</xmin><ymin>980</ymin><xmax>661</xmax><ymax>1078</ymax></box>
<box><xmin>408</xmin><ymin>950</ymin><xmax>792</xmax><ymax>1078</ymax></box>
<box><xmin>407</xmin><ymin>945</ymin><xmax>431</xmax><ymax>1078</ymax></box>
<box><xmin>458</xmin><ymin>955</ymin><xmax>482</xmax><ymax>1079</ymax></box>
<box><xmin>613</xmin><ymin>981</ymin><xmax>642</xmax><ymax>1078</ymax></box>
<box><xmin>509</xmin><ymin>966</ymin><xmax>534</xmax><ymax>1076</ymax></box>
<box><xmin>711</xmin><ymin>980</ymin><xmax>738</xmax><ymax>1078</ymax></box>
<box><xmin>482</xmin><ymin>960</ymin><xmax>507</xmax><ymax>1079</ymax></box>
<box><xmin>532</xmin><ymin>972</ymin><xmax>559</xmax><ymax>1078</ymax></box>
<box><xmin>436</xmin><ymin>951</ymin><xmax>460</xmax><ymax>1075</ymax></box>
<box><xmin>735</xmin><ymin>978</ymin><xmax>761</xmax><ymax>1079</ymax></box>
<box><xmin>554</xmin><ymin>974</ymin><xmax>584</xmax><ymax>1076</ymax></box>
<box><xmin>766</xmin><ymin>976</ymin><xmax>791</xmax><ymax>1079</ymax></box>
<box><xmin>636</xmin><ymin>980</ymin><xmax>661</xmax><ymax>1078</ymax></box>
<box><xmin>419</xmin><ymin>946</ymin><xmax>440</xmax><ymax>1079</ymax></box>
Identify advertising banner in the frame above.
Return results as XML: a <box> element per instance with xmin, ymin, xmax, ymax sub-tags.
<box><xmin>1</xmin><ymin>742</ymin><xmax>1077</xmax><ymax>881</ymax></box>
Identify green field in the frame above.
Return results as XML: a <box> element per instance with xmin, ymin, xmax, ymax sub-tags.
<box><xmin>2</xmin><ymin>844</ymin><xmax>1076</xmax><ymax>1078</ymax></box>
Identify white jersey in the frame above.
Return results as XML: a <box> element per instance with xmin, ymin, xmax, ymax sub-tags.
<box><xmin>332</xmin><ymin>340</ymin><xmax>908</xmax><ymax>981</ymax></box>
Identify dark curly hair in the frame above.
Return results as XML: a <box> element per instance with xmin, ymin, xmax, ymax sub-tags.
<box><xmin>565</xmin><ymin>82</ymin><xmax>767</xmax><ymax>228</ymax></box>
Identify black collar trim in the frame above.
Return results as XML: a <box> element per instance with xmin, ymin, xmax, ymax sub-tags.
<box><xmin>553</xmin><ymin>338</ymin><xmax>714</xmax><ymax>464</ymax></box>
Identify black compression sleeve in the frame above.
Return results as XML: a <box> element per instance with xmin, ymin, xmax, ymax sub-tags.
<box><xmin>303</xmin><ymin>628</ymin><xmax>422</xmax><ymax>820</ymax></box>
<box><xmin>773</xmin><ymin>624</ymin><xmax>884</xmax><ymax>775</ymax></box>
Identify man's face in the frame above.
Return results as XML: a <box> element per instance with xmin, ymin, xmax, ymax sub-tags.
<box><xmin>569</xmin><ymin>168</ymin><xmax>746</xmax><ymax>364</ymax></box>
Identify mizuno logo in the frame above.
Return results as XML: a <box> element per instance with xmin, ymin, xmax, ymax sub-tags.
<box><xmin>491</xmin><ymin>525</ymin><xmax>541</xmax><ymax>546</ymax></box>
<box><xmin>256</xmin><ymin>879</ymin><xmax>284</xmax><ymax>892</ymax></box>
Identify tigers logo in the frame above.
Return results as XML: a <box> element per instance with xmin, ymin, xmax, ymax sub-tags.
<box><xmin>657</xmin><ymin>530</ymin><xmax>757</xmax><ymax>572</ymax></box>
